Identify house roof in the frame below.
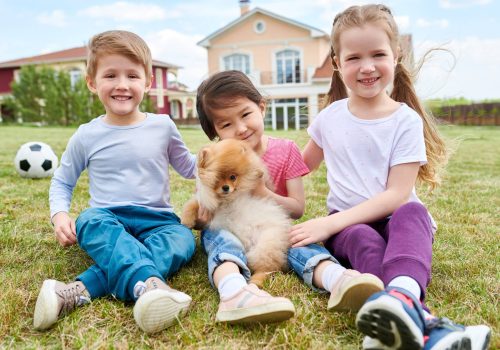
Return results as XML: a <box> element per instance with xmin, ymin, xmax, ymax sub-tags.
<box><xmin>0</xmin><ymin>46</ymin><xmax>180</xmax><ymax>69</ymax></box>
<box><xmin>312</xmin><ymin>54</ymin><xmax>333</xmax><ymax>80</ymax></box>
<box><xmin>198</xmin><ymin>7</ymin><xmax>328</xmax><ymax>48</ymax></box>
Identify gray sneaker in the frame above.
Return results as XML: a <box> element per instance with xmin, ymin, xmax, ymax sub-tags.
<box><xmin>133</xmin><ymin>277</ymin><xmax>191</xmax><ymax>333</ymax></box>
<box><xmin>33</xmin><ymin>279</ymin><xmax>90</xmax><ymax>330</ymax></box>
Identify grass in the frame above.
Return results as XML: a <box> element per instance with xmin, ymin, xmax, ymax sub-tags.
<box><xmin>0</xmin><ymin>124</ymin><xmax>498</xmax><ymax>349</ymax></box>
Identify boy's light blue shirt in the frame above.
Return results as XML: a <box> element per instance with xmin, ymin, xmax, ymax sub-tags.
<box><xmin>49</xmin><ymin>113</ymin><xmax>196</xmax><ymax>218</ymax></box>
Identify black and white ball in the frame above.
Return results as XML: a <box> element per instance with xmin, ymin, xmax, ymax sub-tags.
<box><xmin>14</xmin><ymin>142</ymin><xmax>58</xmax><ymax>178</ymax></box>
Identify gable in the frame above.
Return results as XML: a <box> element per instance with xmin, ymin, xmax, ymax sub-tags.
<box><xmin>198</xmin><ymin>7</ymin><xmax>327</xmax><ymax>48</ymax></box>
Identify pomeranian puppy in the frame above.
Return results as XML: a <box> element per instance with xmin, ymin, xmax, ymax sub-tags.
<box><xmin>181</xmin><ymin>139</ymin><xmax>290</xmax><ymax>287</ymax></box>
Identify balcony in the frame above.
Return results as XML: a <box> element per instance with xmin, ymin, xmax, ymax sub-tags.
<box><xmin>252</xmin><ymin>68</ymin><xmax>314</xmax><ymax>86</ymax></box>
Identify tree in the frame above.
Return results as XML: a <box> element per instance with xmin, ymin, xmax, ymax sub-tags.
<box><xmin>8</xmin><ymin>65</ymin><xmax>105</xmax><ymax>125</ymax></box>
<box><xmin>9</xmin><ymin>65</ymin><xmax>46</xmax><ymax>122</ymax></box>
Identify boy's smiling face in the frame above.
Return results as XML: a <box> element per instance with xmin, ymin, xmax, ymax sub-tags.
<box><xmin>86</xmin><ymin>54</ymin><xmax>152</xmax><ymax>125</ymax></box>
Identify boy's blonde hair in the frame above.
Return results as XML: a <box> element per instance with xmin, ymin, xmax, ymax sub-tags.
<box><xmin>86</xmin><ymin>30</ymin><xmax>152</xmax><ymax>84</ymax></box>
<box><xmin>325</xmin><ymin>4</ymin><xmax>448</xmax><ymax>189</ymax></box>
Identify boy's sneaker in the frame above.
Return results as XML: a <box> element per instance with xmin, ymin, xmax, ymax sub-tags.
<box><xmin>33</xmin><ymin>279</ymin><xmax>90</xmax><ymax>330</ymax></box>
<box><xmin>327</xmin><ymin>270</ymin><xmax>384</xmax><ymax>312</ymax></box>
<box><xmin>133</xmin><ymin>277</ymin><xmax>191</xmax><ymax>334</ymax></box>
<box><xmin>216</xmin><ymin>283</ymin><xmax>295</xmax><ymax>324</ymax></box>
<box><xmin>356</xmin><ymin>287</ymin><xmax>426</xmax><ymax>350</ymax></box>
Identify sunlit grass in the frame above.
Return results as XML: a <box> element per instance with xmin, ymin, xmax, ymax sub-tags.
<box><xmin>0</xmin><ymin>124</ymin><xmax>497</xmax><ymax>349</ymax></box>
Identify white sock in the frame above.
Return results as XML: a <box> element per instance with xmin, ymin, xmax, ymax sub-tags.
<box><xmin>321</xmin><ymin>262</ymin><xmax>347</xmax><ymax>292</ymax></box>
<box><xmin>388</xmin><ymin>276</ymin><xmax>421</xmax><ymax>301</ymax></box>
<box><xmin>217</xmin><ymin>272</ymin><xmax>247</xmax><ymax>300</ymax></box>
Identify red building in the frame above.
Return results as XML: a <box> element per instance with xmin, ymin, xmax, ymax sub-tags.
<box><xmin>0</xmin><ymin>46</ymin><xmax>197</xmax><ymax>123</ymax></box>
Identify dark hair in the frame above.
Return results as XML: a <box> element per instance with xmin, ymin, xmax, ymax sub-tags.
<box><xmin>196</xmin><ymin>70</ymin><xmax>264</xmax><ymax>140</ymax></box>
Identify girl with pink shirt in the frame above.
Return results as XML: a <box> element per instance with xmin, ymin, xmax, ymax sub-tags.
<box><xmin>195</xmin><ymin>70</ymin><xmax>383</xmax><ymax>325</ymax></box>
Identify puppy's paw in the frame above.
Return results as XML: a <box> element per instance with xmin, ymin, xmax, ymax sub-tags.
<box><xmin>181</xmin><ymin>199</ymin><xmax>199</xmax><ymax>229</ymax></box>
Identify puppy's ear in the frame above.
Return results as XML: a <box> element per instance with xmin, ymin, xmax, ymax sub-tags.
<box><xmin>197</xmin><ymin>147</ymin><xmax>211</xmax><ymax>168</ymax></box>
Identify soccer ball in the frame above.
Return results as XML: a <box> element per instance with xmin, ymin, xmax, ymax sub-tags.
<box><xmin>14</xmin><ymin>142</ymin><xmax>58</xmax><ymax>178</ymax></box>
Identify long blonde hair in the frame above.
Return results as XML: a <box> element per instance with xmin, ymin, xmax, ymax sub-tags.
<box><xmin>325</xmin><ymin>4</ymin><xmax>448</xmax><ymax>189</ymax></box>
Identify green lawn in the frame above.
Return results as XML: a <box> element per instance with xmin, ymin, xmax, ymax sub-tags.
<box><xmin>0</xmin><ymin>125</ymin><xmax>498</xmax><ymax>349</ymax></box>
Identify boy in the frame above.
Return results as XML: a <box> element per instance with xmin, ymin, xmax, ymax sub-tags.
<box><xmin>33</xmin><ymin>30</ymin><xmax>196</xmax><ymax>334</ymax></box>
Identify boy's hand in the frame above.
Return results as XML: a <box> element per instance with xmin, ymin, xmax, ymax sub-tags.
<box><xmin>52</xmin><ymin>212</ymin><xmax>77</xmax><ymax>247</ymax></box>
<box><xmin>289</xmin><ymin>217</ymin><xmax>333</xmax><ymax>248</ymax></box>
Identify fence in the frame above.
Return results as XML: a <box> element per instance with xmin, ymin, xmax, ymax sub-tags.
<box><xmin>433</xmin><ymin>102</ymin><xmax>500</xmax><ymax>126</ymax></box>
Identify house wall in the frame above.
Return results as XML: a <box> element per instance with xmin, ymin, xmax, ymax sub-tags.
<box><xmin>0</xmin><ymin>69</ymin><xmax>14</xmax><ymax>93</ymax></box>
<box><xmin>207</xmin><ymin>13</ymin><xmax>330</xmax><ymax>76</ymax></box>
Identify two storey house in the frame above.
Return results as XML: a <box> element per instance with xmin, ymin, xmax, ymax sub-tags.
<box><xmin>198</xmin><ymin>1</ymin><xmax>333</xmax><ymax>130</ymax></box>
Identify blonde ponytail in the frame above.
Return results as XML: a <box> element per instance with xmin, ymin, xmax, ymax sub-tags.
<box><xmin>322</xmin><ymin>48</ymin><xmax>347</xmax><ymax>109</ymax></box>
<box><xmin>392</xmin><ymin>60</ymin><xmax>448</xmax><ymax>189</ymax></box>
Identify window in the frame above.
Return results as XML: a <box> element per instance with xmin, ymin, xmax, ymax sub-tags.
<box><xmin>254</xmin><ymin>20</ymin><xmax>265</xmax><ymax>34</ymax></box>
<box><xmin>276</xmin><ymin>49</ymin><xmax>301</xmax><ymax>84</ymax></box>
<box><xmin>170</xmin><ymin>100</ymin><xmax>179</xmax><ymax>119</ymax></box>
<box><xmin>69</xmin><ymin>69</ymin><xmax>82</xmax><ymax>88</ymax></box>
<box><xmin>223</xmin><ymin>54</ymin><xmax>250</xmax><ymax>74</ymax></box>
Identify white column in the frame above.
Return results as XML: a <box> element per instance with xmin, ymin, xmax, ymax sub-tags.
<box><xmin>309</xmin><ymin>94</ymin><xmax>319</xmax><ymax>124</ymax></box>
<box><xmin>284</xmin><ymin>106</ymin><xmax>288</xmax><ymax>131</ymax></box>
<box><xmin>295</xmin><ymin>100</ymin><xmax>300</xmax><ymax>130</ymax></box>
<box><xmin>181</xmin><ymin>97</ymin><xmax>187</xmax><ymax>119</ymax></box>
<box><xmin>271</xmin><ymin>99</ymin><xmax>276</xmax><ymax>130</ymax></box>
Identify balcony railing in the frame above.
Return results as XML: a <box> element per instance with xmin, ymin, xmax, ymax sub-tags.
<box><xmin>255</xmin><ymin>69</ymin><xmax>310</xmax><ymax>86</ymax></box>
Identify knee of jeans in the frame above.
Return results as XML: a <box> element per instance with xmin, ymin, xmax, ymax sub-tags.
<box><xmin>202</xmin><ymin>229</ymin><xmax>244</xmax><ymax>253</ymax></box>
<box><xmin>76</xmin><ymin>208</ymin><xmax>111</xmax><ymax>240</ymax></box>
<box><xmin>77</xmin><ymin>208</ymin><xmax>108</xmax><ymax>226</ymax></box>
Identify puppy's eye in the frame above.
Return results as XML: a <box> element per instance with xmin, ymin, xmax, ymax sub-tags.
<box><xmin>229</xmin><ymin>174</ymin><xmax>237</xmax><ymax>181</ymax></box>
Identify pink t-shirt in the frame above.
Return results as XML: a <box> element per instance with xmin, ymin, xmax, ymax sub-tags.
<box><xmin>261</xmin><ymin>137</ymin><xmax>310</xmax><ymax>196</ymax></box>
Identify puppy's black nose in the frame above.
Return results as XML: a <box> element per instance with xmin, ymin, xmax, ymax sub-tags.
<box><xmin>222</xmin><ymin>185</ymin><xmax>230</xmax><ymax>192</ymax></box>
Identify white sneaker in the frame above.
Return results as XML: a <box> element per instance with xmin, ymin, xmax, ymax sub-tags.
<box><xmin>328</xmin><ymin>270</ymin><xmax>384</xmax><ymax>312</ymax></box>
<box><xmin>33</xmin><ymin>279</ymin><xmax>90</xmax><ymax>330</ymax></box>
<box><xmin>133</xmin><ymin>277</ymin><xmax>191</xmax><ymax>333</ymax></box>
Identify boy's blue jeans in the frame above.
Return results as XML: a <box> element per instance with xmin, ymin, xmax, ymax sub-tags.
<box><xmin>75</xmin><ymin>206</ymin><xmax>196</xmax><ymax>301</ymax></box>
<box><xmin>201</xmin><ymin>228</ymin><xmax>339</xmax><ymax>292</ymax></box>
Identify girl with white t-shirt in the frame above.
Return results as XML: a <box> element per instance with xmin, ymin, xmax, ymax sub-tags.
<box><xmin>289</xmin><ymin>4</ymin><xmax>491</xmax><ymax>350</ymax></box>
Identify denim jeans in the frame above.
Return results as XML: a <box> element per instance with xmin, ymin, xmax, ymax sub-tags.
<box><xmin>201</xmin><ymin>228</ymin><xmax>339</xmax><ymax>292</ymax></box>
<box><xmin>75</xmin><ymin>206</ymin><xmax>196</xmax><ymax>301</ymax></box>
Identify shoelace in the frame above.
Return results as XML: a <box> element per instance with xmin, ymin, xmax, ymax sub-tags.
<box><xmin>424</xmin><ymin>317</ymin><xmax>464</xmax><ymax>335</ymax></box>
<box><xmin>56</xmin><ymin>284</ymin><xmax>87</xmax><ymax>316</ymax></box>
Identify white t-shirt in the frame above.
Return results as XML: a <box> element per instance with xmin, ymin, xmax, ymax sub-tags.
<box><xmin>308</xmin><ymin>98</ymin><xmax>434</xmax><ymax>228</ymax></box>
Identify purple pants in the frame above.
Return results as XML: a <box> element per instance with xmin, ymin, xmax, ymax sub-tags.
<box><xmin>324</xmin><ymin>202</ymin><xmax>433</xmax><ymax>301</ymax></box>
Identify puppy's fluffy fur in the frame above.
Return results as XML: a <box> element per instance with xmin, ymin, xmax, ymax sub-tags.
<box><xmin>181</xmin><ymin>139</ymin><xmax>290</xmax><ymax>287</ymax></box>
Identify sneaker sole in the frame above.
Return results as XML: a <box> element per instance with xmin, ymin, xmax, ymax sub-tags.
<box><xmin>216</xmin><ymin>300</ymin><xmax>295</xmax><ymax>324</ymax></box>
<box><xmin>328</xmin><ymin>274</ymin><xmax>384</xmax><ymax>312</ymax></box>
<box><xmin>429</xmin><ymin>332</ymin><xmax>472</xmax><ymax>350</ymax></box>
<box><xmin>133</xmin><ymin>289</ymin><xmax>191</xmax><ymax>334</ymax></box>
<box><xmin>33</xmin><ymin>280</ymin><xmax>59</xmax><ymax>330</ymax></box>
<box><xmin>356</xmin><ymin>295</ymin><xmax>424</xmax><ymax>350</ymax></box>
<box><xmin>466</xmin><ymin>325</ymin><xmax>491</xmax><ymax>350</ymax></box>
